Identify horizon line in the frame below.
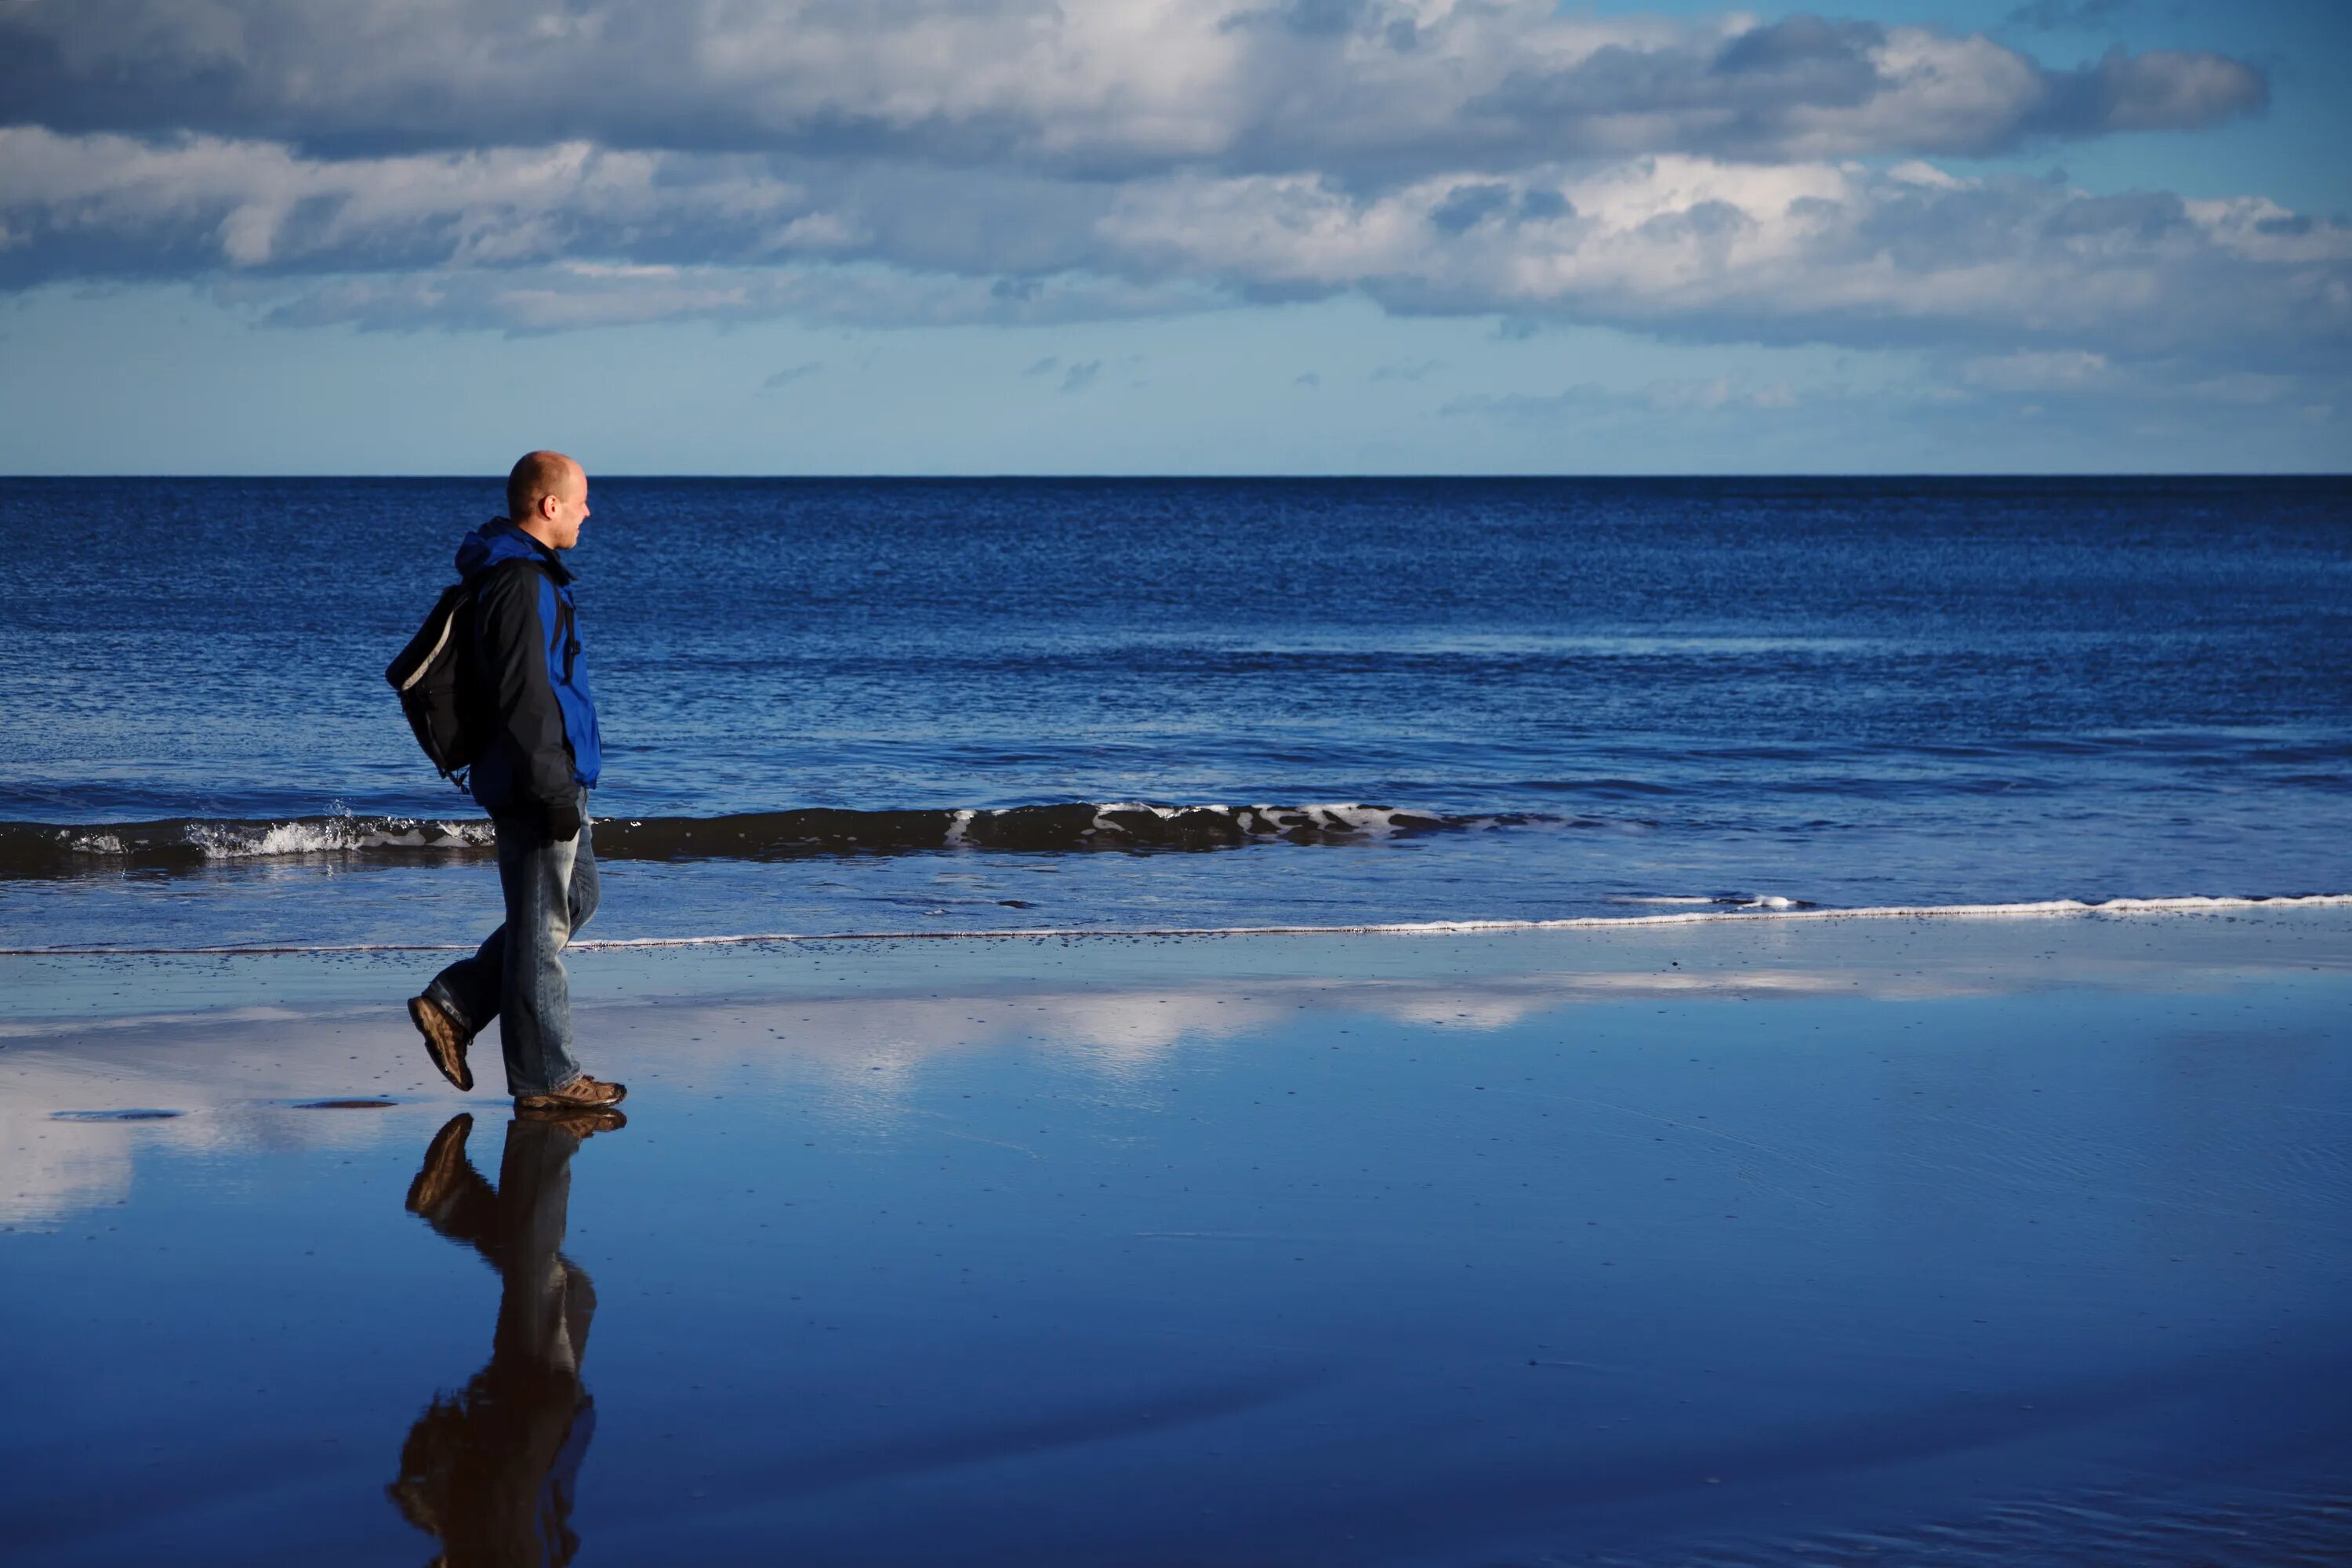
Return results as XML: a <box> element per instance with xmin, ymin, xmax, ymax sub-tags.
<box><xmin>2</xmin><ymin>471</ymin><xmax>2347</xmax><ymax>482</ymax></box>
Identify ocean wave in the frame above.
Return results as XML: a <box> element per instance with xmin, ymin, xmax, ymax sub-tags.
<box><xmin>0</xmin><ymin>815</ymin><xmax>499</xmax><ymax>877</ymax></box>
<box><xmin>5</xmin><ymin>894</ymin><xmax>2346</xmax><ymax>956</ymax></box>
<box><xmin>0</xmin><ymin>803</ymin><xmax>1525</xmax><ymax>880</ymax></box>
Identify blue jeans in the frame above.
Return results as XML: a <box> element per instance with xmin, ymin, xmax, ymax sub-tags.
<box><xmin>427</xmin><ymin>804</ymin><xmax>599</xmax><ymax>1095</ymax></box>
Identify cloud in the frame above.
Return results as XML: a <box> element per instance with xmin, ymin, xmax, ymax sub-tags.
<box><xmin>5</xmin><ymin>129</ymin><xmax>2346</xmax><ymax>376</ymax></box>
<box><xmin>1370</xmin><ymin>358</ymin><xmax>1442</xmax><ymax>381</ymax></box>
<box><xmin>1466</xmin><ymin>20</ymin><xmax>2262</xmax><ymax>165</ymax></box>
<box><xmin>0</xmin><ymin>2</ymin><xmax>2324</xmax><ymax>401</ymax></box>
<box><xmin>0</xmin><ymin>131</ymin><xmax>811</xmax><ymax>285</ymax></box>
<box><xmin>2006</xmin><ymin>1</ymin><xmax>2134</xmax><ymax>31</ymax></box>
<box><xmin>1445</xmin><ymin>376</ymin><xmax>1821</xmax><ymax>422</ymax></box>
<box><xmin>1294</xmin><ymin>371</ymin><xmax>1322</xmax><ymax>387</ymax></box>
<box><xmin>217</xmin><ymin>261</ymin><xmax>1218</xmax><ymax>335</ymax></box>
<box><xmin>1095</xmin><ymin>157</ymin><xmax>2352</xmax><ymax>371</ymax></box>
<box><xmin>1955</xmin><ymin>350</ymin><xmax>2322</xmax><ymax>410</ymax></box>
<box><xmin>1441</xmin><ymin>354</ymin><xmax>2349</xmax><ymax>466</ymax></box>
<box><xmin>4</xmin><ymin>129</ymin><xmax>2345</xmax><ymax>375</ymax></box>
<box><xmin>0</xmin><ymin>2</ymin><xmax>2263</xmax><ymax>178</ymax></box>
<box><xmin>761</xmin><ymin>360</ymin><xmax>822</xmax><ymax>389</ymax></box>
<box><xmin>1958</xmin><ymin>349</ymin><xmax>2111</xmax><ymax>394</ymax></box>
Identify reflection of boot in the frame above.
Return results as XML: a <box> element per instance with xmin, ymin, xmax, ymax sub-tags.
<box><xmin>515</xmin><ymin>1073</ymin><xmax>627</xmax><ymax>1112</ymax></box>
<box><xmin>391</xmin><ymin>1113</ymin><xmax>604</xmax><ymax>1568</ymax></box>
<box><xmin>405</xmin><ymin>1113</ymin><xmax>477</xmax><ymax>1218</ymax></box>
<box><xmin>515</xmin><ymin>1104</ymin><xmax>627</xmax><ymax>1138</ymax></box>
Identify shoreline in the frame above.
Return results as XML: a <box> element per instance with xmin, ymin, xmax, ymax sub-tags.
<box><xmin>9</xmin><ymin>902</ymin><xmax>2351</xmax><ymax>1043</ymax></box>
<box><xmin>5</xmin><ymin>889</ymin><xmax>2349</xmax><ymax>956</ymax></box>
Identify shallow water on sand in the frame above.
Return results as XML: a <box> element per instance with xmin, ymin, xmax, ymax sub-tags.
<box><xmin>3</xmin><ymin>916</ymin><xmax>2348</xmax><ymax>1564</ymax></box>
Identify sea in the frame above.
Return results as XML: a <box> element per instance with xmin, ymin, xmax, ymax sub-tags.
<box><xmin>2</xmin><ymin>476</ymin><xmax>2347</xmax><ymax>953</ymax></box>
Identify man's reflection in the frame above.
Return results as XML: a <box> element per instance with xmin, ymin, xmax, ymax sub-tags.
<box><xmin>389</xmin><ymin>1108</ymin><xmax>624</xmax><ymax>1567</ymax></box>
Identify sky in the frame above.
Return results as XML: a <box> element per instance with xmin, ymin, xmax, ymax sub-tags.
<box><xmin>0</xmin><ymin>0</ymin><xmax>2346</xmax><ymax>474</ymax></box>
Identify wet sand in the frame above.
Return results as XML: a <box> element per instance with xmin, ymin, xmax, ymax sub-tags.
<box><xmin>3</xmin><ymin>910</ymin><xmax>2350</xmax><ymax>1565</ymax></box>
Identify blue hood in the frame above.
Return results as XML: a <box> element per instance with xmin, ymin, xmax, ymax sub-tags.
<box><xmin>456</xmin><ymin>517</ymin><xmax>572</xmax><ymax>584</ymax></box>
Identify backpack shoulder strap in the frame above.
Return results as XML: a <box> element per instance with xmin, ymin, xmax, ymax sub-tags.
<box><xmin>386</xmin><ymin>580</ymin><xmax>474</xmax><ymax>691</ymax></box>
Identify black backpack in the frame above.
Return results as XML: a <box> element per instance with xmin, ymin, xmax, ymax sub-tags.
<box><xmin>386</xmin><ymin>582</ymin><xmax>483</xmax><ymax>786</ymax></box>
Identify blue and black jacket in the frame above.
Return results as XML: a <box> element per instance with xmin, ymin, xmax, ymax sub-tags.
<box><xmin>456</xmin><ymin>519</ymin><xmax>602</xmax><ymax>822</ymax></box>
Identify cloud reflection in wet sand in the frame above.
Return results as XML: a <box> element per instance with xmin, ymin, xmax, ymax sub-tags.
<box><xmin>4</xmin><ymin>922</ymin><xmax>2339</xmax><ymax>1225</ymax></box>
<box><xmin>2</xmin><ymin>919</ymin><xmax>2349</xmax><ymax>1564</ymax></box>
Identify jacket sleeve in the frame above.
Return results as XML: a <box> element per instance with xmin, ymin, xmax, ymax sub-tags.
<box><xmin>473</xmin><ymin>563</ymin><xmax>578</xmax><ymax>811</ymax></box>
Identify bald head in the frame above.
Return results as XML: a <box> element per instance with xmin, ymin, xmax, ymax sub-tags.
<box><xmin>506</xmin><ymin>450</ymin><xmax>590</xmax><ymax>551</ymax></box>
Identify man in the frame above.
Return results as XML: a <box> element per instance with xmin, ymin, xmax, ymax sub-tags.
<box><xmin>408</xmin><ymin>451</ymin><xmax>625</xmax><ymax>1112</ymax></box>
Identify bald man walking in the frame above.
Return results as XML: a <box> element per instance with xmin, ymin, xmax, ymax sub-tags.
<box><xmin>408</xmin><ymin>452</ymin><xmax>626</xmax><ymax>1112</ymax></box>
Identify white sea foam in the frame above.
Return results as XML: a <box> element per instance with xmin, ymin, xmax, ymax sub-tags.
<box><xmin>6</xmin><ymin>893</ymin><xmax>2347</xmax><ymax>956</ymax></box>
<box><xmin>1081</xmin><ymin>802</ymin><xmax>1437</xmax><ymax>838</ymax></box>
<box><xmin>1614</xmin><ymin>893</ymin><xmax>1804</xmax><ymax>909</ymax></box>
<box><xmin>53</xmin><ymin>815</ymin><xmax>494</xmax><ymax>861</ymax></box>
<box><xmin>174</xmin><ymin>818</ymin><xmax>494</xmax><ymax>859</ymax></box>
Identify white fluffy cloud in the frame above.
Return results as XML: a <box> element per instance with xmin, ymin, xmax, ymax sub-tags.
<box><xmin>5</xmin><ymin>126</ymin><xmax>2343</xmax><ymax>372</ymax></box>
<box><xmin>1098</xmin><ymin>158</ymin><xmax>2352</xmax><ymax>366</ymax></box>
<box><xmin>0</xmin><ymin>0</ymin><xmax>2332</xmax><ymax>385</ymax></box>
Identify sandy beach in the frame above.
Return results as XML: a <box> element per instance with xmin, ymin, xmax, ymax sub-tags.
<box><xmin>3</xmin><ymin>906</ymin><xmax>2347</xmax><ymax>1564</ymax></box>
<box><xmin>9</xmin><ymin>0</ymin><xmax>2350</xmax><ymax>1549</ymax></box>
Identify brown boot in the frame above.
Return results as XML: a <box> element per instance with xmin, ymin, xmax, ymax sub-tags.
<box><xmin>515</xmin><ymin>1073</ymin><xmax>626</xmax><ymax>1112</ymax></box>
<box><xmin>408</xmin><ymin>994</ymin><xmax>474</xmax><ymax>1093</ymax></box>
<box><xmin>517</xmin><ymin>1104</ymin><xmax>629</xmax><ymax>1138</ymax></box>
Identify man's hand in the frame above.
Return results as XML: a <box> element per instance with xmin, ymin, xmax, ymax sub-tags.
<box><xmin>544</xmin><ymin>798</ymin><xmax>583</xmax><ymax>842</ymax></box>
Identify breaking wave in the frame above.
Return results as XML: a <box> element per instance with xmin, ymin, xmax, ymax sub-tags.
<box><xmin>0</xmin><ymin>802</ymin><xmax>1532</xmax><ymax>879</ymax></box>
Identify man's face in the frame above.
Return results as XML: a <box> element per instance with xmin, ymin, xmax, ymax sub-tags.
<box><xmin>543</xmin><ymin>466</ymin><xmax>590</xmax><ymax>550</ymax></box>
